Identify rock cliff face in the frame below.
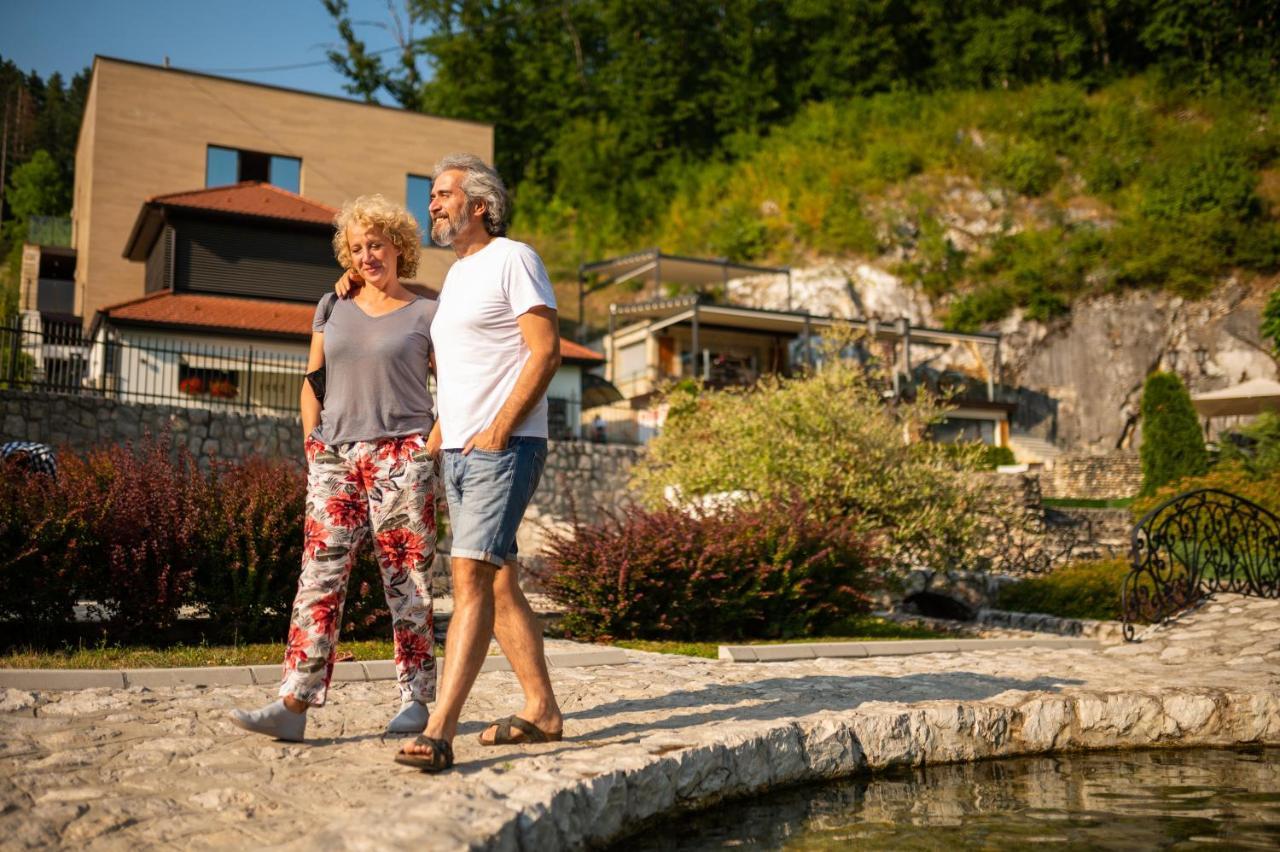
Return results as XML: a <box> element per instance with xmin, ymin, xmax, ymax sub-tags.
<box><xmin>729</xmin><ymin>267</ymin><xmax>1278</xmax><ymax>453</ymax></box>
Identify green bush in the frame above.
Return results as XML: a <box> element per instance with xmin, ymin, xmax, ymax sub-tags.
<box><xmin>994</xmin><ymin>559</ymin><xmax>1130</xmax><ymax>621</ymax></box>
<box><xmin>1263</xmin><ymin>286</ymin><xmax>1280</xmax><ymax>354</ymax></box>
<box><xmin>1131</xmin><ymin>462</ymin><xmax>1280</xmax><ymax>519</ymax></box>
<box><xmin>978</xmin><ymin>445</ymin><xmax>1017</xmax><ymax>469</ymax></box>
<box><xmin>994</xmin><ymin>139</ymin><xmax>1060</xmax><ymax>196</ymax></box>
<box><xmin>535</xmin><ymin>497</ymin><xmax>885</xmax><ymax>642</ymax></box>
<box><xmin>632</xmin><ymin>339</ymin><xmax>1003</xmax><ymax>570</ymax></box>
<box><xmin>1217</xmin><ymin>411</ymin><xmax>1280</xmax><ymax>477</ymax></box>
<box><xmin>866</xmin><ymin>140</ymin><xmax>923</xmax><ymax>182</ymax></box>
<box><xmin>1139</xmin><ymin>372</ymin><xmax>1208</xmax><ymax>496</ymax></box>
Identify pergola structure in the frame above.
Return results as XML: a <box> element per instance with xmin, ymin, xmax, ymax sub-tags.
<box><xmin>1191</xmin><ymin>378</ymin><xmax>1280</xmax><ymax>418</ymax></box>
<box><xmin>578</xmin><ymin>249</ymin><xmax>791</xmax><ymax>341</ymax></box>
<box><xmin>605</xmin><ymin>294</ymin><xmax>1005</xmax><ymax>404</ymax></box>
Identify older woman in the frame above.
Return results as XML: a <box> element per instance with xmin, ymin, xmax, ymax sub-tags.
<box><xmin>231</xmin><ymin>195</ymin><xmax>441</xmax><ymax>742</ymax></box>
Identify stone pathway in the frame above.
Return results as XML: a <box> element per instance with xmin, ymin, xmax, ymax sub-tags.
<box><xmin>2</xmin><ymin>594</ymin><xmax>1278</xmax><ymax>850</ymax></box>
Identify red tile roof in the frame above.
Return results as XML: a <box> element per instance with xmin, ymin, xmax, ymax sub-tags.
<box><xmin>101</xmin><ymin>291</ymin><xmax>318</xmax><ymax>337</ymax></box>
<box><xmin>560</xmin><ymin>338</ymin><xmax>605</xmax><ymax>363</ymax></box>
<box><xmin>99</xmin><ymin>290</ymin><xmax>607</xmax><ymax>362</ymax></box>
<box><xmin>147</xmin><ymin>182</ymin><xmax>338</xmax><ymax>225</ymax></box>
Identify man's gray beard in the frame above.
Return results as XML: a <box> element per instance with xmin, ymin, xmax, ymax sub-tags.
<box><xmin>431</xmin><ymin>216</ymin><xmax>459</xmax><ymax>247</ymax></box>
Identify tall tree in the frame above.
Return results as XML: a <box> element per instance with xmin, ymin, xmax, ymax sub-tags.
<box><xmin>1139</xmin><ymin>371</ymin><xmax>1208</xmax><ymax>496</ymax></box>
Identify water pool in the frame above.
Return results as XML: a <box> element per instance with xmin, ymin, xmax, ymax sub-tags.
<box><xmin>614</xmin><ymin>747</ymin><xmax>1280</xmax><ymax>850</ymax></box>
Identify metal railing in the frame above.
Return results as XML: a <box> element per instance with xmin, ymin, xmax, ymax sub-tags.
<box><xmin>2</xmin><ymin>324</ymin><xmax>588</xmax><ymax>430</ymax></box>
<box><xmin>27</xmin><ymin>216</ymin><xmax>73</xmax><ymax>248</ymax></box>
<box><xmin>1123</xmin><ymin>488</ymin><xmax>1280</xmax><ymax>640</ymax></box>
<box><xmin>1</xmin><ymin>324</ymin><xmax>309</xmax><ymax>416</ymax></box>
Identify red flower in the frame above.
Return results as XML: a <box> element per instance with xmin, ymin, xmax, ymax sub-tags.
<box><xmin>378</xmin><ymin>435</ymin><xmax>418</xmax><ymax>463</ymax></box>
<box><xmin>346</xmin><ymin>456</ymin><xmax>378</xmax><ymax>492</ymax></box>
<box><xmin>376</xmin><ymin>527</ymin><xmax>426</xmax><ymax>573</ymax></box>
<box><xmin>325</xmin><ymin>490</ymin><xmax>365</xmax><ymax>529</ymax></box>
<box><xmin>303</xmin><ymin>516</ymin><xmax>329</xmax><ymax>560</ymax></box>
<box><xmin>284</xmin><ymin>625</ymin><xmax>309</xmax><ymax>671</ymax></box>
<box><xmin>420</xmin><ymin>494</ymin><xmax>437</xmax><ymax>534</ymax></box>
<box><xmin>309</xmin><ymin>591</ymin><xmax>342</xmax><ymax>636</ymax></box>
<box><xmin>394</xmin><ymin>627</ymin><xmax>431</xmax><ymax>670</ymax></box>
<box><xmin>304</xmin><ymin>436</ymin><xmax>324</xmax><ymax>464</ymax></box>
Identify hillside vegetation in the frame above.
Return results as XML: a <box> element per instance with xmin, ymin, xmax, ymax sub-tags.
<box><xmin>521</xmin><ymin>77</ymin><xmax>1280</xmax><ymax>331</ymax></box>
<box><xmin>325</xmin><ymin>1</ymin><xmax>1280</xmax><ymax>332</ymax></box>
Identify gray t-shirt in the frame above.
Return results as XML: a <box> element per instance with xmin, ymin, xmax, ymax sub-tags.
<box><xmin>311</xmin><ymin>293</ymin><xmax>437</xmax><ymax>445</ymax></box>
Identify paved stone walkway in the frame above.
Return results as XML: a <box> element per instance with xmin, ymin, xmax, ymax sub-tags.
<box><xmin>2</xmin><ymin>595</ymin><xmax>1278</xmax><ymax>850</ymax></box>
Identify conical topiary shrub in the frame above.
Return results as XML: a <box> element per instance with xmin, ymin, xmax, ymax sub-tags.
<box><xmin>1139</xmin><ymin>371</ymin><xmax>1208</xmax><ymax>496</ymax></box>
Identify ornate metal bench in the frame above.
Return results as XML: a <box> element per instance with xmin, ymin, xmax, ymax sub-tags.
<box><xmin>1124</xmin><ymin>488</ymin><xmax>1280</xmax><ymax>640</ymax></box>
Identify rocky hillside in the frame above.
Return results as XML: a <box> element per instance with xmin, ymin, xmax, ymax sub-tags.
<box><xmin>728</xmin><ymin>264</ymin><xmax>1277</xmax><ymax>453</ymax></box>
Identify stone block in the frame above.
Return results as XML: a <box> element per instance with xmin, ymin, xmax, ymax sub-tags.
<box><xmin>330</xmin><ymin>662</ymin><xmax>366</xmax><ymax>682</ymax></box>
<box><xmin>361</xmin><ymin>660</ymin><xmax>397</xmax><ymax>680</ymax></box>
<box><xmin>0</xmin><ymin>669</ymin><xmax>126</xmax><ymax>690</ymax></box>
<box><xmin>546</xmin><ymin>649</ymin><xmax>629</xmax><ymax>668</ymax></box>
<box><xmin>806</xmin><ymin>643</ymin><xmax>869</xmax><ymax>658</ymax></box>
<box><xmin>124</xmin><ymin>666</ymin><xmax>254</xmax><ymax>688</ymax></box>
<box><xmin>749</xmin><ymin>645</ymin><xmax>815</xmax><ymax>662</ymax></box>
<box><xmin>717</xmin><ymin>646</ymin><xmax>757</xmax><ymax>662</ymax></box>
<box><xmin>248</xmin><ymin>664</ymin><xmax>282</xmax><ymax>685</ymax></box>
<box><xmin>479</xmin><ymin>656</ymin><xmax>513</xmax><ymax>673</ymax></box>
<box><xmin>856</xmin><ymin>639</ymin><xmax>960</xmax><ymax>657</ymax></box>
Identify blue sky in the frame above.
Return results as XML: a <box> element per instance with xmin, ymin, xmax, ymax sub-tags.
<box><xmin>0</xmin><ymin>0</ymin><xmax>411</xmax><ymax>101</ymax></box>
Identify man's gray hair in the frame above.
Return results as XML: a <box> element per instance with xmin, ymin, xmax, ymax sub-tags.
<box><xmin>433</xmin><ymin>153</ymin><xmax>509</xmax><ymax>237</ymax></box>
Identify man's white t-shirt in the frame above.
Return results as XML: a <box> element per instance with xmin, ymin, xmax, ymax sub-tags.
<box><xmin>431</xmin><ymin>237</ymin><xmax>558</xmax><ymax>449</ymax></box>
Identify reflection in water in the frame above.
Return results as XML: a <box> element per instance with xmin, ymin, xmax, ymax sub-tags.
<box><xmin>616</xmin><ymin>748</ymin><xmax>1280</xmax><ymax>851</ymax></box>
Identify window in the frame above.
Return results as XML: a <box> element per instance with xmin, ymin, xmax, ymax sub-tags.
<box><xmin>406</xmin><ymin>174</ymin><xmax>432</xmax><ymax>237</ymax></box>
<box><xmin>929</xmin><ymin>417</ymin><xmax>996</xmax><ymax>446</ymax></box>
<box><xmin>178</xmin><ymin>363</ymin><xmax>240</xmax><ymax>401</ymax></box>
<box><xmin>206</xmin><ymin>145</ymin><xmax>301</xmax><ymax>193</ymax></box>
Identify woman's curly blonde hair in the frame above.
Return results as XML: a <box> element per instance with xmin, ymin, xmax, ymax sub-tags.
<box><xmin>332</xmin><ymin>194</ymin><xmax>422</xmax><ymax>278</ymax></box>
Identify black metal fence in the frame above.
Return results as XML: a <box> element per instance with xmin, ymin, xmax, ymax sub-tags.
<box><xmin>1</xmin><ymin>323</ymin><xmax>588</xmax><ymax>431</ymax></box>
<box><xmin>1123</xmin><ymin>488</ymin><xmax>1280</xmax><ymax>640</ymax></box>
<box><xmin>1</xmin><ymin>323</ymin><xmax>310</xmax><ymax>415</ymax></box>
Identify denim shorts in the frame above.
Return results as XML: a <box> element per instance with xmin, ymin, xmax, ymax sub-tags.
<box><xmin>441</xmin><ymin>436</ymin><xmax>548</xmax><ymax>568</ymax></box>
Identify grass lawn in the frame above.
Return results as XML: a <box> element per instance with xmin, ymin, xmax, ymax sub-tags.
<box><xmin>611</xmin><ymin>616</ymin><xmax>947</xmax><ymax>659</ymax></box>
<box><xmin>0</xmin><ymin>639</ymin><xmax>408</xmax><ymax>670</ymax></box>
<box><xmin>1042</xmin><ymin>497</ymin><xmax>1133</xmax><ymax>509</ymax></box>
<box><xmin>3</xmin><ymin>616</ymin><xmax>946</xmax><ymax>668</ymax></box>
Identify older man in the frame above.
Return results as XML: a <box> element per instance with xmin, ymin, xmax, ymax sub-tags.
<box><xmin>396</xmin><ymin>154</ymin><xmax>564</xmax><ymax>771</ymax></box>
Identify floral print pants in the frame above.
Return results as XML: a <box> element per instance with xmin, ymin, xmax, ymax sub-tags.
<box><xmin>280</xmin><ymin>433</ymin><xmax>437</xmax><ymax>708</ymax></box>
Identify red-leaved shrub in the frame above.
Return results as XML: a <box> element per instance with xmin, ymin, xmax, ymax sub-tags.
<box><xmin>533</xmin><ymin>499</ymin><xmax>885</xmax><ymax>642</ymax></box>
<box><xmin>0</xmin><ymin>459</ymin><xmax>83</xmax><ymax>633</ymax></box>
<box><xmin>61</xmin><ymin>436</ymin><xmax>203</xmax><ymax>638</ymax></box>
<box><xmin>192</xmin><ymin>456</ymin><xmax>391</xmax><ymax>643</ymax></box>
<box><xmin>0</xmin><ymin>435</ymin><xmax>395</xmax><ymax>646</ymax></box>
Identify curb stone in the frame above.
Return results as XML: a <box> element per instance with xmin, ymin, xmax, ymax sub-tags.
<box><xmin>0</xmin><ymin>648</ymin><xmax>627</xmax><ymax>691</ymax></box>
<box><xmin>718</xmin><ymin>636</ymin><xmax>1098</xmax><ymax>662</ymax></box>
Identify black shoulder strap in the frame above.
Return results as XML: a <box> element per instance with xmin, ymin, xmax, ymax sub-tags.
<box><xmin>320</xmin><ymin>292</ymin><xmax>338</xmax><ymax>325</ymax></box>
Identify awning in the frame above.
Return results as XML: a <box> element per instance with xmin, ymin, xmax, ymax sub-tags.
<box><xmin>1191</xmin><ymin>378</ymin><xmax>1280</xmax><ymax>418</ymax></box>
<box><xmin>581</xmin><ymin>249</ymin><xmax>788</xmax><ymax>291</ymax></box>
<box><xmin>180</xmin><ymin>352</ymin><xmax>306</xmax><ymax>373</ymax></box>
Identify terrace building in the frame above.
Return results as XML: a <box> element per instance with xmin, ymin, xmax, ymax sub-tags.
<box><xmin>67</xmin><ymin>55</ymin><xmax>492</xmax><ymax>329</ymax></box>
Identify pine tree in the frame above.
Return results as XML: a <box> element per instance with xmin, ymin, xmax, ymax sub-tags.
<box><xmin>1139</xmin><ymin>371</ymin><xmax>1208</xmax><ymax>496</ymax></box>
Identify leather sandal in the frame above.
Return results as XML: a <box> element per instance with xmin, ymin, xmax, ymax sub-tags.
<box><xmin>394</xmin><ymin>735</ymin><xmax>454</xmax><ymax>772</ymax></box>
<box><xmin>480</xmin><ymin>715</ymin><xmax>563</xmax><ymax>745</ymax></box>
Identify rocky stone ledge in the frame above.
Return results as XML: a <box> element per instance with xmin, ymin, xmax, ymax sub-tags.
<box><xmin>309</xmin><ymin>684</ymin><xmax>1279</xmax><ymax>850</ymax></box>
<box><xmin>3</xmin><ymin>594</ymin><xmax>1275</xmax><ymax>850</ymax></box>
<box><xmin>976</xmin><ymin>608</ymin><xmax>1126</xmax><ymax>642</ymax></box>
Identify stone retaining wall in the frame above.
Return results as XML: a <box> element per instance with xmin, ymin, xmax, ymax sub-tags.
<box><xmin>1</xmin><ymin>390</ymin><xmax>299</xmax><ymax>464</ymax></box>
<box><xmin>976</xmin><ymin>608</ymin><xmax>1126</xmax><ymax>642</ymax></box>
<box><xmin>1043</xmin><ymin>452</ymin><xmax>1142</xmax><ymax>500</ymax></box>
<box><xmin>2</xmin><ymin>387</ymin><xmax>642</xmax><ymax>533</ymax></box>
<box><xmin>531</xmin><ymin>441</ymin><xmax>644</xmax><ymax>524</ymax></box>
